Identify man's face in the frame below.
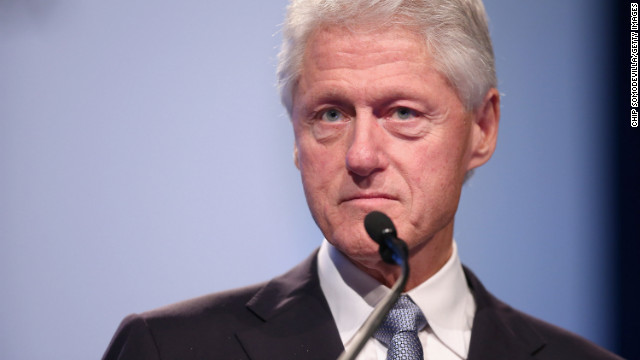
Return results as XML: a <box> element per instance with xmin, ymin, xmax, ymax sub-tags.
<box><xmin>291</xmin><ymin>25</ymin><xmax>496</xmax><ymax>267</ymax></box>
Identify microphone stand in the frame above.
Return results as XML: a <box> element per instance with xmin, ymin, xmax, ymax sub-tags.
<box><xmin>336</xmin><ymin>237</ymin><xmax>409</xmax><ymax>360</ymax></box>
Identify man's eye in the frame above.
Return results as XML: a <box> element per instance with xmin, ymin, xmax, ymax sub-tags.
<box><xmin>321</xmin><ymin>109</ymin><xmax>344</xmax><ymax>122</ymax></box>
<box><xmin>393</xmin><ymin>107</ymin><xmax>417</xmax><ymax>120</ymax></box>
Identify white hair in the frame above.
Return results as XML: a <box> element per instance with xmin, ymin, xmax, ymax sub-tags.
<box><xmin>277</xmin><ymin>0</ymin><xmax>496</xmax><ymax>114</ymax></box>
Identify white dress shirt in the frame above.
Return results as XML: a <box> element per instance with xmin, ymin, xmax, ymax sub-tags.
<box><xmin>317</xmin><ymin>239</ymin><xmax>475</xmax><ymax>359</ymax></box>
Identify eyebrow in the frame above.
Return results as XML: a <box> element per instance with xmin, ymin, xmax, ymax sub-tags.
<box><xmin>296</xmin><ymin>87</ymin><xmax>353</xmax><ymax>113</ymax></box>
<box><xmin>302</xmin><ymin>86</ymin><xmax>427</xmax><ymax>107</ymax></box>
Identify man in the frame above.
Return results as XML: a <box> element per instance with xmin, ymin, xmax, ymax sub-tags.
<box><xmin>103</xmin><ymin>0</ymin><xmax>621</xmax><ymax>359</ymax></box>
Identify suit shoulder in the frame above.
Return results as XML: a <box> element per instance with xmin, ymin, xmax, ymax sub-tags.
<box><xmin>489</xmin><ymin>295</ymin><xmax>622</xmax><ymax>359</ymax></box>
<box><xmin>104</xmin><ymin>252</ymin><xmax>323</xmax><ymax>359</ymax></box>
<box><xmin>515</xmin><ymin>308</ymin><xmax>622</xmax><ymax>359</ymax></box>
<box><xmin>139</xmin><ymin>250</ymin><xmax>320</xmax><ymax>324</ymax></box>
<box><xmin>103</xmin><ymin>282</ymin><xmax>268</xmax><ymax>360</ymax></box>
<box><xmin>142</xmin><ymin>282</ymin><xmax>266</xmax><ymax>320</ymax></box>
<box><xmin>463</xmin><ymin>266</ymin><xmax>622</xmax><ymax>359</ymax></box>
<box><xmin>136</xmin><ymin>281</ymin><xmax>268</xmax><ymax>334</ymax></box>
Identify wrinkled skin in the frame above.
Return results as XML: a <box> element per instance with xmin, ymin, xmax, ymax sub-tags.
<box><xmin>291</xmin><ymin>25</ymin><xmax>500</xmax><ymax>289</ymax></box>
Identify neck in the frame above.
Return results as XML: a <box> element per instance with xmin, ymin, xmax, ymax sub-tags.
<box><xmin>350</xmin><ymin>224</ymin><xmax>454</xmax><ymax>291</ymax></box>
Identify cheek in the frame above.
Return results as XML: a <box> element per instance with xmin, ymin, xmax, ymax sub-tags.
<box><xmin>297</xmin><ymin>132</ymin><xmax>346</xmax><ymax>177</ymax></box>
<box><xmin>299</xmin><ymin>145</ymin><xmax>326</xmax><ymax>176</ymax></box>
<box><xmin>404</xmin><ymin>146</ymin><xmax>461</xmax><ymax>206</ymax></box>
<box><xmin>297</xmin><ymin>143</ymin><xmax>336</xmax><ymax>198</ymax></box>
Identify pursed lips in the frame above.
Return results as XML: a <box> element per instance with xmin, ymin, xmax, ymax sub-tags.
<box><xmin>339</xmin><ymin>193</ymin><xmax>398</xmax><ymax>204</ymax></box>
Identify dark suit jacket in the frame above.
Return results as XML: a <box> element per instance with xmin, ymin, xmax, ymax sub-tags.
<box><xmin>103</xmin><ymin>251</ymin><xmax>622</xmax><ymax>359</ymax></box>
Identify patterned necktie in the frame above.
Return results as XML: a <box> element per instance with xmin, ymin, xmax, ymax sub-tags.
<box><xmin>373</xmin><ymin>295</ymin><xmax>427</xmax><ymax>360</ymax></box>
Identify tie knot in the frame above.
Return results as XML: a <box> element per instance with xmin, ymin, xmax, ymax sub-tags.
<box><xmin>373</xmin><ymin>295</ymin><xmax>427</xmax><ymax>346</ymax></box>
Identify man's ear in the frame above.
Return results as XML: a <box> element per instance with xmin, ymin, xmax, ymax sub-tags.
<box><xmin>467</xmin><ymin>88</ymin><xmax>500</xmax><ymax>171</ymax></box>
<box><xmin>293</xmin><ymin>143</ymin><xmax>300</xmax><ymax>170</ymax></box>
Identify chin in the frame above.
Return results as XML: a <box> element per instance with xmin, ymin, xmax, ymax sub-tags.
<box><xmin>329</xmin><ymin>230</ymin><xmax>381</xmax><ymax>262</ymax></box>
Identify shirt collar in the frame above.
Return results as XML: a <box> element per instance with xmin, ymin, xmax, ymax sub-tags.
<box><xmin>317</xmin><ymin>239</ymin><xmax>475</xmax><ymax>358</ymax></box>
<box><xmin>407</xmin><ymin>241</ymin><xmax>475</xmax><ymax>357</ymax></box>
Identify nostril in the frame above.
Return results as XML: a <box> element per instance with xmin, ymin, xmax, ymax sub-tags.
<box><xmin>347</xmin><ymin>171</ymin><xmax>374</xmax><ymax>186</ymax></box>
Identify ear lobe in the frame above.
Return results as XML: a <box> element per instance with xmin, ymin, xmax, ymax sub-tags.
<box><xmin>293</xmin><ymin>143</ymin><xmax>300</xmax><ymax>170</ymax></box>
<box><xmin>467</xmin><ymin>88</ymin><xmax>500</xmax><ymax>171</ymax></box>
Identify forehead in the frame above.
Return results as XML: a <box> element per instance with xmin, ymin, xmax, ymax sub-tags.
<box><xmin>293</xmin><ymin>24</ymin><xmax>452</xmax><ymax>110</ymax></box>
<box><xmin>303</xmin><ymin>24</ymin><xmax>430</xmax><ymax>72</ymax></box>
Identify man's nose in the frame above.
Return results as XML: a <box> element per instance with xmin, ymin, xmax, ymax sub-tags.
<box><xmin>345</xmin><ymin>115</ymin><xmax>388</xmax><ymax>178</ymax></box>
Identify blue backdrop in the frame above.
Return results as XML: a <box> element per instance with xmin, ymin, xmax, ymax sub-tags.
<box><xmin>0</xmin><ymin>1</ymin><xmax>617</xmax><ymax>358</ymax></box>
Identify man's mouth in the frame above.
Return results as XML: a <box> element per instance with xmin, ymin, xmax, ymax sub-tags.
<box><xmin>340</xmin><ymin>193</ymin><xmax>397</xmax><ymax>204</ymax></box>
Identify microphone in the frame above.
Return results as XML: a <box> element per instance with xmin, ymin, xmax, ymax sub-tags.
<box><xmin>364</xmin><ymin>211</ymin><xmax>408</xmax><ymax>266</ymax></box>
<box><xmin>337</xmin><ymin>211</ymin><xmax>410</xmax><ymax>360</ymax></box>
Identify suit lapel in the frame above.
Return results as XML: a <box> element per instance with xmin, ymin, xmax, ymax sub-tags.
<box><xmin>236</xmin><ymin>251</ymin><xmax>344</xmax><ymax>360</ymax></box>
<box><xmin>234</xmin><ymin>256</ymin><xmax>548</xmax><ymax>360</ymax></box>
<box><xmin>464</xmin><ymin>267</ymin><xmax>546</xmax><ymax>360</ymax></box>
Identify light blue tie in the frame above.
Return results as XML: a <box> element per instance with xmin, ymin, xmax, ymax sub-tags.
<box><xmin>373</xmin><ymin>295</ymin><xmax>427</xmax><ymax>360</ymax></box>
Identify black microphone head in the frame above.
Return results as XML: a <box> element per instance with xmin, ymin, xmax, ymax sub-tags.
<box><xmin>364</xmin><ymin>211</ymin><xmax>397</xmax><ymax>244</ymax></box>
